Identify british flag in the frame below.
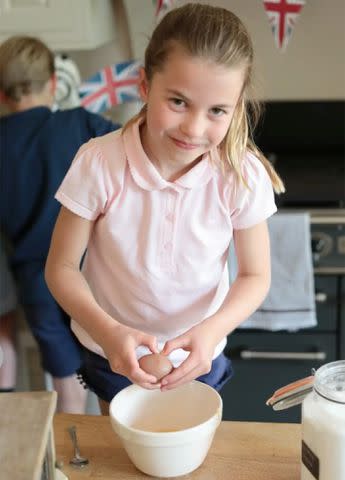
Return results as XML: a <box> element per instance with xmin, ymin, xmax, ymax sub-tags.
<box><xmin>79</xmin><ymin>60</ymin><xmax>142</xmax><ymax>114</ymax></box>
<box><xmin>263</xmin><ymin>0</ymin><xmax>305</xmax><ymax>50</ymax></box>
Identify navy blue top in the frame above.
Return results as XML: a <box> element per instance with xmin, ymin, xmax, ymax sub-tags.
<box><xmin>0</xmin><ymin>106</ymin><xmax>120</xmax><ymax>305</ymax></box>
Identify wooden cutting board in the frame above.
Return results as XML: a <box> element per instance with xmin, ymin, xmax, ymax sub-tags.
<box><xmin>0</xmin><ymin>391</ymin><xmax>57</xmax><ymax>480</ymax></box>
<box><xmin>54</xmin><ymin>413</ymin><xmax>301</xmax><ymax>479</ymax></box>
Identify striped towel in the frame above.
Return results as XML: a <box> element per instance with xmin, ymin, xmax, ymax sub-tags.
<box><xmin>229</xmin><ymin>212</ymin><xmax>317</xmax><ymax>331</ymax></box>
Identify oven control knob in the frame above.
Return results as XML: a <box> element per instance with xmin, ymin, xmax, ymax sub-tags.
<box><xmin>315</xmin><ymin>290</ymin><xmax>327</xmax><ymax>303</ymax></box>
<box><xmin>311</xmin><ymin>233</ymin><xmax>333</xmax><ymax>262</ymax></box>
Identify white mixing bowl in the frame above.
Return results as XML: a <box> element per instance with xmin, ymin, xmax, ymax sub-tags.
<box><xmin>109</xmin><ymin>381</ymin><xmax>222</xmax><ymax>477</ymax></box>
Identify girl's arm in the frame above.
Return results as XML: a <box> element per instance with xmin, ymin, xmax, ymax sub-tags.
<box><xmin>45</xmin><ymin>207</ymin><xmax>159</xmax><ymax>387</ymax></box>
<box><xmin>161</xmin><ymin>220</ymin><xmax>271</xmax><ymax>389</ymax></box>
<box><xmin>202</xmin><ymin>219</ymin><xmax>271</xmax><ymax>340</ymax></box>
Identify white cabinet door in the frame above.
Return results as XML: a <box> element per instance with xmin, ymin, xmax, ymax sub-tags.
<box><xmin>0</xmin><ymin>0</ymin><xmax>115</xmax><ymax>50</ymax></box>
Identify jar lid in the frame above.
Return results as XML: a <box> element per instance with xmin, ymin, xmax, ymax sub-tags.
<box><xmin>266</xmin><ymin>361</ymin><xmax>345</xmax><ymax>411</ymax></box>
<box><xmin>266</xmin><ymin>375</ymin><xmax>314</xmax><ymax>410</ymax></box>
<box><xmin>314</xmin><ymin>360</ymin><xmax>345</xmax><ymax>404</ymax></box>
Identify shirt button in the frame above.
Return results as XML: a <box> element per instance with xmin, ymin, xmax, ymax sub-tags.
<box><xmin>164</xmin><ymin>242</ymin><xmax>172</xmax><ymax>250</ymax></box>
<box><xmin>166</xmin><ymin>213</ymin><xmax>174</xmax><ymax>222</ymax></box>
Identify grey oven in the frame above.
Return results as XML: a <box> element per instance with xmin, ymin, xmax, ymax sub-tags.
<box><xmin>221</xmin><ymin>213</ymin><xmax>344</xmax><ymax>423</ymax></box>
<box><xmin>220</xmin><ymin>100</ymin><xmax>345</xmax><ymax>423</ymax></box>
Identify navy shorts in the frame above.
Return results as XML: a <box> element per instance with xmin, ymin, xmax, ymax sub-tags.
<box><xmin>77</xmin><ymin>349</ymin><xmax>233</xmax><ymax>403</ymax></box>
<box><xmin>0</xmin><ymin>241</ymin><xmax>18</xmax><ymax>316</ymax></box>
<box><xmin>23</xmin><ymin>303</ymin><xmax>83</xmax><ymax>378</ymax></box>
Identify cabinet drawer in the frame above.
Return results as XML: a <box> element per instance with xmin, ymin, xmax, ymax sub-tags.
<box><xmin>221</xmin><ymin>332</ymin><xmax>337</xmax><ymax>423</ymax></box>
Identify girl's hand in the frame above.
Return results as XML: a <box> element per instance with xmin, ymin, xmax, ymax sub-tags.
<box><xmin>160</xmin><ymin>321</ymin><xmax>218</xmax><ymax>391</ymax></box>
<box><xmin>101</xmin><ymin>322</ymin><xmax>161</xmax><ymax>389</ymax></box>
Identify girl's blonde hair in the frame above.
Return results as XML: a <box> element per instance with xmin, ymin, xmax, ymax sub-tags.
<box><xmin>125</xmin><ymin>3</ymin><xmax>284</xmax><ymax>193</ymax></box>
<box><xmin>0</xmin><ymin>36</ymin><xmax>54</xmax><ymax>102</ymax></box>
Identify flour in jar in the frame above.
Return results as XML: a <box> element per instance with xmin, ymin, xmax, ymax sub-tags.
<box><xmin>301</xmin><ymin>364</ymin><xmax>345</xmax><ymax>480</ymax></box>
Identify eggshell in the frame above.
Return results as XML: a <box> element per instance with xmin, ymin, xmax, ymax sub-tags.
<box><xmin>139</xmin><ymin>353</ymin><xmax>173</xmax><ymax>380</ymax></box>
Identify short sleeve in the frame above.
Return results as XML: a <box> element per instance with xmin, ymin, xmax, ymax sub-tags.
<box><xmin>55</xmin><ymin>141</ymin><xmax>108</xmax><ymax>221</ymax></box>
<box><xmin>230</xmin><ymin>152</ymin><xmax>277</xmax><ymax>229</ymax></box>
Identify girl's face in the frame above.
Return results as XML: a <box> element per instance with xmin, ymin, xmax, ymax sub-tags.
<box><xmin>140</xmin><ymin>46</ymin><xmax>245</xmax><ymax>175</ymax></box>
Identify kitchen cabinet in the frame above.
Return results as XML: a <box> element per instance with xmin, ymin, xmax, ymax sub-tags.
<box><xmin>341</xmin><ymin>276</ymin><xmax>345</xmax><ymax>359</ymax></box>
<box><xmin>0</xmin><ymin>0</ymin><xmax>115</xmax><ymax>50</ymax></box>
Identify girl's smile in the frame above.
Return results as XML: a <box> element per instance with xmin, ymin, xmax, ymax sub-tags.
<box><xmin>140</xmin><ymin>46</ymin><xmax>245</xmax><ymax>182</ymax></box>
<box><xmin>169</xmin><ymin>136</ymin><xmax>205</xmax><ymax>150</ymax></box>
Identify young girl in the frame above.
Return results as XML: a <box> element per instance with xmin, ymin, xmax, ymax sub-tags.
<box><xmin>45</xmin><ymin>3</ymin><xmax>284</xmax><ymax>414</ymax></box>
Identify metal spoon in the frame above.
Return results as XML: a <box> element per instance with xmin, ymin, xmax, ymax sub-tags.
<box><xmin>67</xmin><ymin>425</ymin><xmax>89</xmax><ymax>467</ymax></box>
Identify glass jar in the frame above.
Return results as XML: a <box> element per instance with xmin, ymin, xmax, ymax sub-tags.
<box><xmin>301</xmin><ymin>360</ymin><xmax>345</xmax><ymax>480</ymax></box>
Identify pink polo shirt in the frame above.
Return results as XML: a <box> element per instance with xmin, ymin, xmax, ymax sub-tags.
<box><xmin>56</xmin><ymin>118</ymin><xmax>276</xmax><ymax>366</ymax></box>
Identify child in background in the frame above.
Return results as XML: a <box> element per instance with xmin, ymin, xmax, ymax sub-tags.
<box><xmin>0</xmin><ymin>36</ymin><xmax>121</xmax><ymax>412</ymax></box>
<box><xmin>45</xmin><ymin>3</ymin><xmax>284</xmax><ymax>415</ymax></box>
<box><xmin>0</xmin><ymin>239</ymin><xmax>18</xmax><ymax>392</ymax></box>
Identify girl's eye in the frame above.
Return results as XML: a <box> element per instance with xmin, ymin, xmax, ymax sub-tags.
<box><xmin>210</xmin><ymin>107</ymin><xmax>226</xmax><ymax>117</ymax></box>
<box><xmin>169</xmin><ymin>97</ymin><xmax>186</xmax><ymax>108</ymax></box>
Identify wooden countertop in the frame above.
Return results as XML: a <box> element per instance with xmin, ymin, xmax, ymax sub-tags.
<box><xmin>54</xmin><ymin>414</ymin><xmax>301</xmax><ymax>480</ymax></box>
<box><xmin>1</xmin><ymin>391</ymin><xmax>57</xmax><ymax>480</ymax></box>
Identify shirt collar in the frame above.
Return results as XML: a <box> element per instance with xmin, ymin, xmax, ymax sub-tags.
<box><xmin>122</xmin><ymin>117</ymin><xmax>216</xmax><ymax>191</ymax></box>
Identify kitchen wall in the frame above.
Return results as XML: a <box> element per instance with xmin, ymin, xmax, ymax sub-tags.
<box><xmin>67</xmin><ymin>0</ymin><xmax>344</xmax><ymax>120</ymax></box>
<box><xmin>2</xmin><ymin>0</ymin><xmax>342</xmax><ymax>122</ymax></box>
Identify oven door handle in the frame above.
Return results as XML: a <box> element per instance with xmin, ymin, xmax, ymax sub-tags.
<box><xmin>240</xmin><ymin>350</ymin><xmax>327</xmax><ymax>361</ymax></box>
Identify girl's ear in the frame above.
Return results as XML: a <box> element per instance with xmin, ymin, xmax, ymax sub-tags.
<box><xmin>0</xmin><ymin>90</ymin><xmax>8</xmax><ymax>104</ymax></box>
<box><xmin>139</xmin><ymin>67</ymin><xmax>149</xmax><ymax>102</ymax></box>
<box><xmin>50</xmin><ymin>74</ymin><xmax>57</xmax><ymax>96</ymax></box>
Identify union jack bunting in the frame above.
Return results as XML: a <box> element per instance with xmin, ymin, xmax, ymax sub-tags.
<box><xmin>79</xmin><ymin>60</ymin><xmax>142</xmax><ymax>114</ymax></box>
<box><xmin>263</xmin><ymin>0</ymin><xmax>305</xmax><ymax>51</ymax></box>
<box><xmin>153</xmin><ymin>0</ymin><xmax>174</xmax><ymax>17</ymax></box>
